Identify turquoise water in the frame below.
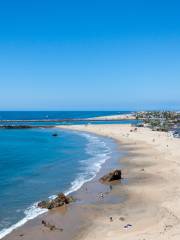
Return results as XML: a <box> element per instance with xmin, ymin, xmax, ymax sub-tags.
<box><xmin>0</xmin><ymin>111</ymin><xmax>138</xmax><ymax>127</ymax></box>
<box><xmin>0</xmin><ymin>127</ymin><xmax>118</xmax><ymax>238</ymax></box>
<box><xmin>0</xmin><ymin>111</ymin><xmax>131</xmax><ymax>121</ymax></box>
<box><xmin>0</xmin><ymin>111</ymin><xmax>131</xmax><ymax>238</ymax></box>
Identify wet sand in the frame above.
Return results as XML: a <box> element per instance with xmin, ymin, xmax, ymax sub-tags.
<box><xmin>4</xmin><ymin>124</ymin><xmax>180</xmax><ymax>240</ymax></box>
<box><xmin>3</xmin><ymin>127</ymin><xmax>125</xmax><ymax>240</ymax></box>
<box><xmin>58</xmin><ymin>124</ymin><xmax>180</xmax><ymax>240</ymax></box>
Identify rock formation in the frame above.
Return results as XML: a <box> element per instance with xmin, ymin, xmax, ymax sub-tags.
<box><xmin>100</xmin><ymin>169</ymin><xmax>122</xmax><ymax>183</ymax></box>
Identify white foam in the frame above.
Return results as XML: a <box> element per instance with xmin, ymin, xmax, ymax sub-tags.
<box><xmin>0</xmin><ymin>203</ymin><xmax>47</xmax><ymax>239</ymax></box>
<box><xmin>65</xmin><ymin>131</ymin><xmax>111</xmax><ymax>195</ymax></box>
<box><xmin>0</xmin><ymin>131</ymin><xmax>112</xmax><ymax>239</ymax></box>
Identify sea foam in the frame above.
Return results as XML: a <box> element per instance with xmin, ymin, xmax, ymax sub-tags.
<box><xmin>0</xmin><ymin>131</ymin><xmax>111</xmax><ymax>239</ymax></box>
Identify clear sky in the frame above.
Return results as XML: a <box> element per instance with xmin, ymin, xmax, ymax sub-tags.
<box><xmin>0</xmin><ymin>0</ymin><xmax>179</xmax><ymax>110</ymax></box>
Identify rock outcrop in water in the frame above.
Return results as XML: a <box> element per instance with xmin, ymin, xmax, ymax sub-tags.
<box><xmin>52</xmin><ymin>133</ymin><xmax>58</xmax><ymax>137</ymax></box>
<box><xmin>38</xmin><ymin>193</ymin><xmax>74</xmax><ymax>210</ymax></box>
<box><xmin>100</xmin><ymin>169</ymin><xmax>122</xmax><ymax>183</ymax></box>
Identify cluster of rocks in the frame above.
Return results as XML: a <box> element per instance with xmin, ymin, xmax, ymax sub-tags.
<box><xmin>38</xmin><ymin>170</ymin><xmax>122</xmax><ymax>210</ymax></box>
<box><xmin>38</xmin><ymin>193</ymin><xmax>74</xmax><ymax>210</ymax></box>
<box><xmin>100</xmin><ymin>169</ymin><xmax>122</xmax><ymax>183</ymax></box>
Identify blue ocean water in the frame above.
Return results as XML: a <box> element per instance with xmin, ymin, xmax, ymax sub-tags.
<box><xmin>0</xmin><ymin>111</ymin><xmax>130</xmax><ymax>238</ymax></box>
<box><xmin>0</xmin><ymin>111</ymin><xmax>131</xmax><ymax>121</ymax></box>
<box><xmin>0</xmin><ymin>127</ymin><xmax>118</xmax><ymax>238</ymax></box>
<box><xmin>0</xmin><ymin>111</ymin><xmax>139</xmax><ymax>128</ymax></box>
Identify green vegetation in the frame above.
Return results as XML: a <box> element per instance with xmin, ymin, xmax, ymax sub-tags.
<box><xmin>135</xmin><ymin>111</ymin><xmax>180</xmax><ymax>132</ymax></box>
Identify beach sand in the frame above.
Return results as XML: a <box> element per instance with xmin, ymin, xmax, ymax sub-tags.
<box><xmin>3</xmin><ymin>124</ymin><xmax>180</xmax><ymax>240</ymax></box>
<box><xmin>59</xmin><ymin>124</ymin><xmax>180</xmax><ymax>240</ymax></box>
<box><xmin>87</xmin><ymin>113</ymin><xmax>135</xmax><ymax>120</ymax></box>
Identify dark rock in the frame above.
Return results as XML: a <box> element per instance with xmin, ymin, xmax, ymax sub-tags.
<box><xmin>0</xmin><ymin>125</ymin><xmax>55</xmax><ymax>129</ymax></box>
<box><xmin>52</xmin><ymin>133</ymin><xmax>58</xmax><ymax>137</ymax></box>
<box><xmin>38</xmin><ymin>201</ymin><xmax>48</xmax><ymax>208</ymax></box>
<box><xmin>2</xmin><ymin>125</ymin><xmax>33</xmax><ymax>129</ymax></box>
<box><xmin>100</xmin><ymin>169</ymin><xmax>122</xmax><ymax>183</ymax></box>
<box><xmin>38</xmin><ymin>193</ymin><xmax>74</xmax><ymax>210</ymax></box>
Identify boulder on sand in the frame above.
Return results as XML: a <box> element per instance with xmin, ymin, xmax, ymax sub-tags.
<box><xmin>100</xmin><ymin>169</ymin><xmax>122</xmax><ymax>183</ymax></box>
<box><xmin>38</xmin><ymin>193</ymin><xmax>74</xmax><ymax>210</ymax></box>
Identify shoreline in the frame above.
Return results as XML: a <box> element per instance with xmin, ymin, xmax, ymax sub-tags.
<box><xmin>58</xmin><ymin>124</ymin><xmax>180</xmax><ymax>240</ymax></box>
<box><xmin>1</xmin><ymin>128</ymin><xmax>122</xmax><ymax>240</ymax></box>
<box><xmin>87</xmin><ymin>113</ymin><xmax>135</xmax><ymax>121</ymax></box>
<box><xmin>3</xmin><ymin>123</ymin><xmax>180</xmax><ymax>240</ymax></box>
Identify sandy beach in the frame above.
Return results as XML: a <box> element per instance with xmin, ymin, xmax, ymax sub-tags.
<box><xmin>87</xmin><ymin>113</ymin><xmax>135</xmax><ymax>120</ymax></box>
<box><xmin>3</xmin><ymin>123</ymin><xmax>180</xmax><ymax>240</ymax></box>
<box><xmin>2</xmin><ymin>0</ymin><xmax>179</xmax><ymax>238</ymax></box>
<box><xmin>59</xmin><ymin>124</ymin><xmax>180</xmax><ymax>240</ymax></box>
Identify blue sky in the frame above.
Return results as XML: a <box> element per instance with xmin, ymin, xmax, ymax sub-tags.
<box><xmin>0</xmin><ymin>0</ymin><xmax>179</xmax><ymax>110</ymax></box>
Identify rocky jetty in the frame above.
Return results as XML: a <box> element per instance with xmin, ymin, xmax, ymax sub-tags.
<box><xmin>1</xmin><ymin>125</ymin><xmax>33</xmax><ymax>129</ymax></box>
<box><xmin>38</xmin><ymin>193</ymin><xmax>74</xmax><ymax>210</ymax></box>
<box><xmin>100</xmin><ymin>169</ymin><xmax>122</xmax><ymax>183</ymax></box>
<box><xmin>0</xmin><ymin>125</ymin><xmax>55</xmax><ymax>129</ymax></box>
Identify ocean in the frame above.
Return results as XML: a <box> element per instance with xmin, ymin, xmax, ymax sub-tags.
<box><xmin>0</xmin><ymin>111</ymin><xmax>130</xmax><ymax>121</ymax></box>
<box><xmin>0</xmin><ymin>111</ymin><xmax>133</xmax><ymax>238</ymax></box>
